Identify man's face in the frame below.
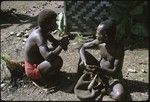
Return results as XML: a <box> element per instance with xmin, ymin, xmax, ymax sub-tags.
<box><xmin>49</xmin><ymin>17</ymin><xmax>57</xmax><ymax>31</ymax></box>
<box><xmin>44</xmin><ymin>17</ymin><xmax>57</xmax><ymax>32</ymax></box>
<box><xmin>96</xmin><ymin>25</ymin><xmax>106</xmax><ymax>43</ymax></box>
<box><xmin>96</xmin><ymin>28</ymin><xmax>110</xmax><ymax>43</ymax></box>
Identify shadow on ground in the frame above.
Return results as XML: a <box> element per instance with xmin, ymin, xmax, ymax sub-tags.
<box><xmin>28</xmin><ymin>72</ymin><xmax>149</xmax><ymax>101</ymax></box>
<box><xmin>123</xmin><ymin>35</ymin><xmax>149</xmax><ymax>51</ymax></box>
<box><xmin>0</xmin><ymin>9</ymin><xmax>37</xmax><ymax>29</ymax></box>
<box><xmin>3</xmin><ymin>70</ymin><xmax>149</xmax><ymax>101</ymax></box>
<box><xmin>123</xmin><ymin>79</ymin><xmax>149</xmax><ymax>101</ymax></box>
<box><xmin>31</xmin><ymin>71</ymin><xmax>79</xmax><ymax>94</ymax></box>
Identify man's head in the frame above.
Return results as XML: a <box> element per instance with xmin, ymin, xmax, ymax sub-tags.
<box><xmin>96</xmin><ymin>19</ymin><xmax>116</xmax><ymax>43</ymax></box>
<box><xmin>38</xmin><ymin>9</ymin><xmax>57</xmax><ymax>32</ymax></box>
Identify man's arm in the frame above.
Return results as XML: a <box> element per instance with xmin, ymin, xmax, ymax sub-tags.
<box><xmin>99</xmin><ymin>42</ymin><xmax>124</xmax><ymax>74</ymax></box>
<box><xmin>47</xmin><ymin>33</ymin><xmax>70</xmax><ymax>50</ymax></box>
<box><xmin>35</xmin><ymin>35</ymin><xmax>63</xmax><ymax>62</ymax></box>
<box><xmin>100</xmin><ymin>59</ymin><xmax>119</xmax><ymax>74</ymax></box>
<box><xmin>39</xmin><ymin>44</ymin><xmax>62</xmax><ymax>61</ymax></box>
<box><xmin>47</xmin><ymin>33</ymin><xmax>60</xmax><ymax>47</ymax></box>
<box><xmin>101</xmin><ymin>42</ymin><xmax>124</xmax><ymax>73</ymax></box>
<box><xmin>80</xmin><ymin>39</ymin><xmax>99</xmax><ymax>65</ymax></box>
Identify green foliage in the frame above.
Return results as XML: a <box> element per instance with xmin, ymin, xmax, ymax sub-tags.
<box><xmin>116</xmin><ymin>18</ymin><xmax>127</xmax><ymax>39</ymax></box>
<box><xmin>110</xmin><ymin>1</ymin><xmax>148</xmax><ymax>40</ymax></box>
<box><xmin>1</xmin><ymin>53</ymin><xmax>9</xmax><ymax>62</ymax></box>
<box><xmin>130</xmin><ymin>5</ymin><xmax>143</xmax><ymax>16</ymax></box>
<box><xmin>131</xmin><ymin>23</ymin><xmax>148</xmax><ymax>37</ymax></box>
<box><xmin>1</xmin><ymin>54</ymin><xmax>11</xmax><ymax>80</ymax></box>
<box><xmin>76</xmin><ymin>32</ymin><xmax>83</xmax><ymax>41</ymax></box>
<box><xmin>56</xmin><ymin>12</ymin><xmax>66</xmax><ymax>36</ymax></box>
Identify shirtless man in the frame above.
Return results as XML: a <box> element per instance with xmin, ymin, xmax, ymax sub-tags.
<box><xmin>78</xmin><ymin>19</ymin><xmax>125</xmax><ymax>101</ymax></box>
<box><xmin>24</xmin><ymin>9</ymin><xmax>69</xmax><ymax>83</ymax></box>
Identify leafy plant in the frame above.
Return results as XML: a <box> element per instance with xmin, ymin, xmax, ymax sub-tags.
<box><xmin>56</xmin><ymin>12</ymin><xmax>66</xmax><ymax>36</ymax></box>
<box><xmin>1</xmin><ymin>54</ymin><xmax>11</xmax><ymax>81</ymax></box>
<box><xmin>131</xmin><ymin>23</ymin><xmax>148</xmax><ymax>37</ymax></box>
<box><xmin>109</xmin><ymin>1</ymin><xmax>149</xmax><ymax>40</ymax></box>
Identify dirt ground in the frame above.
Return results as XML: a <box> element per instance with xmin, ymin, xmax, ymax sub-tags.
<box><xmin>1</xmin><ymin>1</ymin><xmax>149</xmax><ymax>101</ymax></box>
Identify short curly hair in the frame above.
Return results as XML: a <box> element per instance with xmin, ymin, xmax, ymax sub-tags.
<box><xmin>37</xmin><ymin>9</ymin><xmax>57</xmax><ymax>28</ymax></box>
<box><xmin>97</xmin><ymin>19</ymin><xmax>116</xmax><ymax>39</ymax></box>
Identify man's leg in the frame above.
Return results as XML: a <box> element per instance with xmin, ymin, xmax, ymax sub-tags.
<box><xmin>108</xmin><ymin>81</ymin><xmax>124</xmax><ymax>101</ymax></box>
<box><xmin>37</xmin><ymin>56</ymin><xmax>63</xmax><ymax>79</ymax></box>
<box><xmin>32</xmin><ymin>56</ymin><xmax>63</xmax><ymax>86</ymax></box>
<box><xmin>78</xmin><ymin>51</ymin><xmax>99</xmax><ymax>76</ymax></box>
<box><xmin>74</xmin><ymin>73</ymin><xmax>100</xmax><ymax>100</ymax></box>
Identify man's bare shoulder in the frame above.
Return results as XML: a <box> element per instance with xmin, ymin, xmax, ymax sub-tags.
<box><xmin>28</xmin><ymin>27</ymin><xmax>42</xmax><ymax>42</ymax></box>
<box><xmin>30</xmin><ymin>27</ymin><xmax>39</xmax><ymax>37</ymax></box>
<box><xmin>29</xmin><ymin>27</ymin><xmax>47</xmax><ymax>47</ymax></box>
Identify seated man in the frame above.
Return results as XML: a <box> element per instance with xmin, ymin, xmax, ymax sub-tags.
<box><xmin>78</xmin><ymin>19</ymin><xmax>125</xmax><ymax>101</ymax></box>
<box><xmin>24</xmin><ymin>9</ymin><xmax>69</xmax><ymax>84</ymax></box>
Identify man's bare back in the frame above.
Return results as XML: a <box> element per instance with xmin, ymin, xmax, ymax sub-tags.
<box><xmin>25</xmin><ymin>28</ymin><xmax>45</xmax><ymax>64</ymax></box>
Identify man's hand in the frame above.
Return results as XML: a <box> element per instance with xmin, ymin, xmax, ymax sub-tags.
<box><xmin>79</xmin><ymin>60</ymin><xmax>87</xmax><ymax>67</ymax></box>
<box><xmin>60</xmin><ymin>36</ymin><xmax>69</xmax><ymax>51</ymax></box>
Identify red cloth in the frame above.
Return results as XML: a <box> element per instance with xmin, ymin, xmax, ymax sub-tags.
<box><xmin>25</xmin><ymin>61</ymin><xmax>41</xmax><ymax>80</ymax></box>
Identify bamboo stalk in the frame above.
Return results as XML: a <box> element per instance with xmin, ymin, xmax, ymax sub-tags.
<box><xmin>87</xmin><ymin>74</ymin><xmax>98</xmax><ymax>90</ymax></box>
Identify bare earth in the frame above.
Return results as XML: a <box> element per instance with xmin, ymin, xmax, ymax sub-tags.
<box><xmin>1</xmin><ymin>1</ymin><xmax>149</xmax><ymax>101</ymax></box>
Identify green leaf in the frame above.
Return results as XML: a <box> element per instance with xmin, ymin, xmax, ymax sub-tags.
<box><xmin>116</xmin><ymin>18</ymin><xmax>127</xmax><ymax>38</ymax></box>
<box><xmin>111</xmin><ymin>1</ymin><xmax>128</xmax><ymax>8</ymax></box>
<box><xmin>131</xmin><ymin>23</ymin><xmax>148</xmax><ymax>37</ymax></box>
<box><xmin>130</xmin><ymin>5</ymin><xmax>143</xmax><ymax>16</ymax></box>
<box><xmin>56</xmin><ymin>12</ymin><xmax>64</xmax><ymax>31</ymax></box>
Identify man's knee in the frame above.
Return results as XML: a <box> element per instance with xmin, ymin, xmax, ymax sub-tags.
<box><xmin>38</xmin><ymin>57</ymin><xmax>63</xmax><ymax>77</ymax></box>
<box><xmin>37</xmin><ymin>61</ymin><xmax>52</xmax><ymax>75</ymax></box>
<box><xmin>111</xmin><ymin>83</ymin><xmax>124</xmax><ymax>101</ymax></box>
<box><xmin>113</xmin><ymin>91</ymin><xmax>124</xmax><ymax>101</ymax></box>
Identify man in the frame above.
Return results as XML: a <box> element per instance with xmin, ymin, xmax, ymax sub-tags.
<box><xmin>24</xmin><ymin>9</ymin><xmax>69</xmax><ymax>84</ymax></box>
<box><xmin>78</xmin><ymin>19</ymin><xmax>125</xmax><ymax>101</ymax></box>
